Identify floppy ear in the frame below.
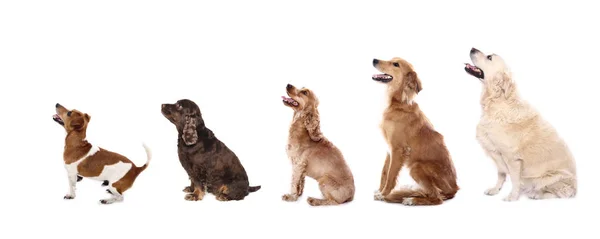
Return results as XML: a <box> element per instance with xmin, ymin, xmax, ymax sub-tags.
<box><xmin>182</xmin><ymin>115</ymin><xmax>198</xmax><ymax>145</ymax></box>
<box><xmin>70</xmin><ymin>117</ymin><xmax>84</xmax><ymax>130</ymax></box>
<box><xmin>405</xmin><ymin>71</ymin><xmax>422</xmax><ymax>94</ymax></box>
<box><xmin>494</xmin><ymin>72</ymin><xmax>514</xmax><ymax>98</ymax></box>
<box><xmin>303</xmin><ymin>110</ymin><xmax>323</xmax><ymax>142</ymax></box>
<box><xmin>84</xmin><ymin>113</ymin><xmax>91</xmax><ymax>122</ymax></box>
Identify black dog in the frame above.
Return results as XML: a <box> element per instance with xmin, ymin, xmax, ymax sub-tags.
<box><xmin>161</xmin><ymin>99</ymin><xmax>260</xmax><ymax>201</ymax></box>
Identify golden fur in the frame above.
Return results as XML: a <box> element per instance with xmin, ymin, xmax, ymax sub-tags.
<box><xmin>281</xmin><ymin>84</ymin><xmax>355</xmax><ymax>206</ymax></box>
<box><xmin>465</xmin><ymin>48</ymin><xmax>577</xmax><ymax>201</ymax></box>
<box><xmin>371</xmin><ymin>57</ymin><xmax>459</xmax><ymax>206</ymax></box>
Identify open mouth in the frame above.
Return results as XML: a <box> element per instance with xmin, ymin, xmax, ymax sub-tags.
<box><xmin>372</xmin><ymin>74</ymin><xmax>393</xmax><ymax>83</ymax></box>
<box><xmin>53</xmin><ymin>114</ymin><xmax>64</xmax><ymax>125</ymax></box>
<box><xmin>281</xmin><ymin>96</ymin><xmax>299</xmax><ymax>107</ymax></box>
<box><xmin>464</xmin><ymin>63</ymin><xmax>484</xmax><ymax>79</ymax></box>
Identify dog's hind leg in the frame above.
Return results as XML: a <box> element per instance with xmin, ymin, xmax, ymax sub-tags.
<box><xmin>398</xmin><ymin>164</ymin><xmax>444</xmax><ymax>206</ymax></box>
<box><xmin>528</xmin><ymin>175</ymin><xmax>576</xmax><ymax>200</ymax></box>
<box><xmin>379</xmin><ymin>187</ymin><xmax>426</xmax><ymax>203</ymax></box>
<box><xmin>100</xmin><ymin>187</ymin><xmax>124</xmax><ymax>204</ymax></box>
<box><xmin>308</xmin><ymin>175</ymin><xmax>351</xmax><ymax>206</ymax></box>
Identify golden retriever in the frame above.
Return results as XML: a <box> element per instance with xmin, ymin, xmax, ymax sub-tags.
<box><xmin>372</xmin><ymin>57</ymin><xmax>459</xmax><ymax>206</ymax></box>
<box><xmin>465</xmin><ymin>48</ymin><xmax>577</xmax><ymax>201</ymax></box>
<box><xmin>281</xmin><ymin>84</ymin><xmax>355</xmax><ymax>206</ymax></box>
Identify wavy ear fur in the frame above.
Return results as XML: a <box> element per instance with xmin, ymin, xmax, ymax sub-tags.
<box><xmin>405</xmin><ymin>71</ymin><xmax>422</xmax><ymax>94</ymax></box>
<box><xmin>182</xmin><ymin>115</ymin><xmax>198</xmax><ymax>145</ymax></box>
<box><xmin>303</xmin><ymin>109</ymin><xmax>323</xmax><ymax>142</ymax></box>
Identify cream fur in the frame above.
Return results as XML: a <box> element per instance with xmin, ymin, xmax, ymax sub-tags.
<box><xmin>469</xmin><ymin>49</ymin><xmax>577</xmax><ymax>201</ymax></box>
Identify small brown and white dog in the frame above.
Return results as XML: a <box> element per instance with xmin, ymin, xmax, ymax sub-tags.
<box><xmin>372</xmin><ymin>57</ymin><xmax>459</xmax><ymax>206</ymax></box>
<box><xmin>281</xmin><ymin>84</ymin><xmax>355</xmax><ymax>206</ymax></box>
<box><xmin>53</xmin><ymin>103</ymin><xmax>151</xmax><ymax>204</ymax></box>
<box><xmin>465</xmin><ymin>48</ymin><xmax>577</xmax><ymax>201</ymax></box>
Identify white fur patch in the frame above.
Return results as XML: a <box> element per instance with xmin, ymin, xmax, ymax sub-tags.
<box><xmin>65</xmin><ymin>145</ymin><xmax>100</xmax><ymax>173</ymax></box>
<box><xmin>402</xmin><ymin>198</ymin><xmax>415</xmax><ymax>205</ymax></box>
<box><xmin>88</xmin><ymin>161</ymin><xmax>132</xmax><ymax>183</ymax></box>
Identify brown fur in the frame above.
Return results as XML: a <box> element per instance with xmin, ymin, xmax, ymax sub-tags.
<box><xmin>371</xmin><ymin>58</ymin><xmax>459</xmax><ymax>206</ymax></box>
<box><xmin>281</xmin><ymin>84</ymin><xmax>355</xmax><ymax>206</ymax></box>
<box><xmin>54</xmin><ymin>103</ymin><xmax>150</xmax><ymax>204</ymax></box>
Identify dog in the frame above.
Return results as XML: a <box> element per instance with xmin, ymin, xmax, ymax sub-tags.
<box><xmin>53</xmin><ymin>103</ymin><xmax>151</xmax><ymax>204</ymax></box>
<box><xmin>161</xmin><ymin>99</ymin><xmax>261</xmax><ymax>201</ymax></box>
<box><xmin>371</xmin><ymin>58</ymin><xmax>459</xmax><ymax>206</ymax></box>
<box><xmin>464</xmin><ymin>48</ymin><xmax>577</xmax><ymax>201</ymax></box>
<box><xmin>281</xmin><ymin>84</ymin><xmax>355</xmax><ymax>206</ymax></box>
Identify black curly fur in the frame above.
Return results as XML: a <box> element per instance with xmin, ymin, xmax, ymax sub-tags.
<box><xmin>161</xmin><ymin>99</ymin><xmax>261</xmax><ymax>201</ymax></box>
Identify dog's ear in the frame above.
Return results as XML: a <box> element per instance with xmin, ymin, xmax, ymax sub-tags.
<box><xmin>84</xmin><ymin>113</ymin><xmax>91</xmax><ymax>122</ymax></box>
<box><xmin>182</xmin><ymin>114</ymin><xmax>198</xmax><ymax>145</ymax></box>
<box><xmin>405</xmin><ymin>71</ymin><xmax>422</xmax><ymax>94</ymax></box>
<box><xmin>70</xmin><ymin>116</ymin><xmax>84</xmax><ymax>130</ymax></box>
<box><xmin>494</xmin><ymin>72</ymin><xmax>514</xmax><ymax>98</ymax></box>
<box><xmin>303</xmin><ymin>111</ymin><xmax>323</xmax><ymax>142</ymax></box>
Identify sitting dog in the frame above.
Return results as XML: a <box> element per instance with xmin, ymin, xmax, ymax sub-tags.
<box><xmin>161</xmin><ymin>99</ymin><xmax>261</xmax><ymax>201</ymax></box>
<box><xmin>464</xmin><ymin>48</ymin><xmax>577</xmax><ymax>201</ymax></box>
<box><xmin>53</xmin><ymin>103</ymin><xmax>151</xmax><ymax>204</ymax></box>
<box><xmin>372</xmin><ymin>58</ymin><xmax>459</xmax><ymax>206</ymax></box>
<box><xmin>281</xmin><ymin>84</ymin><xmax>355</xmax><ymax>206</ymax></box>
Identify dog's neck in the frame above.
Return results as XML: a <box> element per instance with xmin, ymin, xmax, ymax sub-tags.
<box><xmin>65</xmin><ymin>130</ymin><xmax>91</xmax><ymax>149</ymax></box>
<box><xmin>63</xmin><ymin>129</ymin><xmax>92</xmax><ymax>163</ymax></box>
<box><xmin>387</xmin><ymin>95</ymin><xmax>417</xmax><ymax>112</ymax></box>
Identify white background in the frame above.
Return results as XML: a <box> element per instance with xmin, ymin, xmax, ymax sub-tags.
<box><xmin>1</xmin><ymin>0</ymin><xmax>598</xmax><ymax>238</ymax></box>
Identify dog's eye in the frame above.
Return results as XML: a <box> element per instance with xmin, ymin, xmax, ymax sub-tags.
<box><xmin>301</xmin><ymin>91</ymin><xmax>308</xmax><ymax>95</ymax></box>
<box><xmin>487</xmin><ymin>55</ymin><xmax>493</xmax><ymax>60</ymax></box>
<box><xmin>67</xmin><ymin>111</ymin><xmax>72</xmax><ymax>117</ymax></box>
<box><xmin>393</xmin><ymin>62</ymin><xmax>400</xmax><ymax>67</ymax></box>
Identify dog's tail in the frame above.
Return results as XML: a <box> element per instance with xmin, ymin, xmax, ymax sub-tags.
<box><xmin>248</xmin><ymin>185</ymin><xmax>261</xmax><ymax>193</ymax></box>
<box><xmin>136</xmin><ymin>142</ymin><xmax>152</xmax><ymax>173</ymax></box>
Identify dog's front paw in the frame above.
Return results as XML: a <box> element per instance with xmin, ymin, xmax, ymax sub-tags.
<box><xmin>183</xmin><ymin>186</ymin><xmax>194</xmax><ymax>193</ymax></box>
<box><xmin>184</xmin><ymin>194</ymin><xmax>202</xmax><ymax>201</ymax></box>
<box><xmin>64</xmin><ymin>194</ymin><xmax>75</xmax><ymax>200</ymax></box>
<box><xmin>485</xmin><ymin>187</ymin><xmax>501</xmax><ymax>196</ymax></box>
<box><xmin>374</xmin><ymin>191</ymin><xmax>384</xmax><ymax>201</ymax></box>
<box><xmin>282</xmin><ymin>194</ymin><xmax>299</xmax><ymax>202</ymax></box>
<box><xmin>401</xmin><ymin>198</ymin><xmax>415</xmax><ymax>206</ymax></box>
<box><xmin>503</xmin><ymin>192</ymin><xmax>520</xmax><ymax>202</ymax></box>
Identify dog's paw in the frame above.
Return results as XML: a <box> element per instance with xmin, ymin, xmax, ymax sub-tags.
<box><xmin>485</xmin><ymin>188</ymin><xmax>500</xmax><ymax>196</ymax></box>
<box><xmin>184</xmin><ymin>194</ymin><xmax>202</xmax><ymax>201</ymax></box>
<box><xmin>374</xmin><ymin>191</ymin><xmax>384</xmax><ymax>201</ymax></box>
<box><xmin>64</xmin><ymin>194</ymin><xmax>75</xmax><ymax>200</ymax></box>
<box><xmin>216</xmin><ymin>195</ymin><xmax>229</xmax><ymax>201</ymax></box>
<box><xmin>183</xmin><ymin>186</ymin><xmax>194</xmax><ymax>193</ymax></box>
<box><xmin>401</xmin><ymin>198</ymin><xmax>415</xmax><ymax>206</ymax></box>
<box><xmin>307</xmin><ymin>197</ymin><xmax>320</xmax><ymax>206</ymax></box>
<box><xmin>282</xmin><ymin>194</ymin><xmax>299</xmax><ymax>202</ymax></box>
<box><xmin>99</xmin><ymin>199</ymin><xmax>111</xmax><ymax>204</ymax></box>
<box><xmin>503</xmin><ymin>192</ymin><xmax>520</xmax><ymax>202</ymax></box>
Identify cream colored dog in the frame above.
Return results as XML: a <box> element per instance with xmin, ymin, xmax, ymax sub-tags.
<box><xmin>464</xmin><ymin>48</ymin><xmax>577</xmax><ymax>201</ymax></box>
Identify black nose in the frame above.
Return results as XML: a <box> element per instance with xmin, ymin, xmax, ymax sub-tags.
<box><xmin>286</xmin><ymin>84</ymin><xmax>293</xmax><ymax>89</ymax></box>
<box><xmin>55</xmin><ymin>103</ymin><xmax>60</xmax><ymax>108</ymax></box>
<box><xmin>373</xmin><ymin>59</ymin><xmax>379</xmax><ymax>66</ymax></box>
<box><xmin>470</xmin><ymin>47</ymin><xmax>479</xmax><ymax>54</ymax></box>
